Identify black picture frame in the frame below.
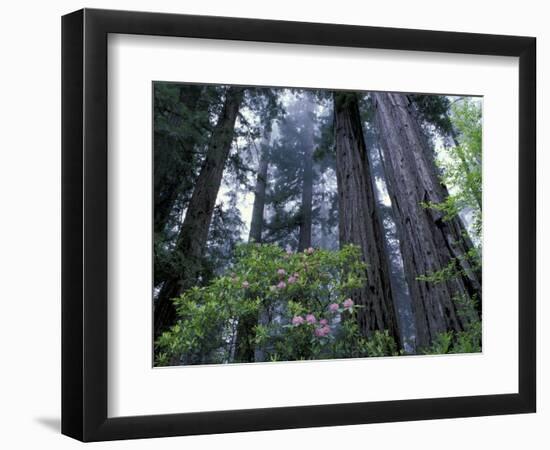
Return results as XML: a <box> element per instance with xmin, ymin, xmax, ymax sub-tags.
<box><xmin>61</xmin><ymin>8</ymin><xmax>536</xmax><ymax>442</ymax></box>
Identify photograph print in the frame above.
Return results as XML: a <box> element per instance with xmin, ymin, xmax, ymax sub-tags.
<box><xmin>153</xmin><ymin>83</ymin><xmax>482</xmax><ymax>367</ymax></box>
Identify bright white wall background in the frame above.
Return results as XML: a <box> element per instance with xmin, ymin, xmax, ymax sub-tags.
<box><xmin>0</xmin><ymin>0</ymin><xmax>546</xmax><ymax>448</ymax></box>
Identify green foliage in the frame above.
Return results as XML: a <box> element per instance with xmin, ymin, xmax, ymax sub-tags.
<box><xmin>364</xmin><ymin>330</ymin><xmax>400</xmax><ymax>357</ymax></box>
<box><xmin>424</xmin><ymin>331</ymin><xmax>454</xmax><ymax>355</ymax></box>
<box><xmin>155</xmin><ymin>243</ymin><xmax>399</xmax><ymax>365</ymax></box>
<box><xmin>410</xmin><ymin>94</ymin><xmax>454</xmax><ymax>136</ymax></box>
<box><xmin>422</xmin><ymin>320</ymin><xmax>481</xmax><ymax>355</ymax></box>
<box><xmin>430</xmin><ymin>98</ymin><xmax>483</xmax><ymax>243</ymax></box>
<box><xmin>153</xmin><ymin>84</ymin><xmax>286</xmax><ymax>293</ymax></box>
<box><xmin>418</xmin><ymin>100</ymin><xmax>483</xmax><ymax>289</ymax></box>
<box><xmin>420</xmin><ymin>198</ymin><xmax>460</xmax><ymax>223</ymax></box>
<box><xmin>416</xmin><ymin>247</ymin><xmax>480</xmax><ymax>287</ymax></box>
<box><xmin>153</xmin><ymin>87</ymin><xmax>483</xmax><ymax>366</ymax></box>
<box><xmin>454</xmin><ymin>320</ymin><xmax>482</xmax><ymax>353</ymax></box>
<box><xmin>421</xmin><ymin>294</ymin><xmax>481</xmax><ymax>355</ymax></box>
<box><xmin>456</xmin><ymin>293</ymin><xmax>480</xmax><ymax>321</ymax></box>
<box><xmin>416</xmin><ymin>259</ymin><xmax>460</xmax><ymax>284</ymax></box>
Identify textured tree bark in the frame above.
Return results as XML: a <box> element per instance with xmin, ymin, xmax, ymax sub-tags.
<box><xmin>372</xmin><ymin>92</ymin><xmax>481</xmax><ymax>349</ymax></box>
<box><xmin>154</xmin><ymin>86</ymin><xmax>202</xmax><ymax>235</ymax></box>
<box><xmin>248</xmin><ymin>136</ymin><xmax>270</xmax><ymax>243</ymax></box>
<box><xmin>368</xmin><ymin>130</ymin><xmax>417</xmax><ymax>351</ymax></box>
<box><xmin>154</xmin><ymin>87</ymin><xmax>245</xmax><ymax>337</ymax></box>
<box><xmin>333</xmin><ymin>92</ymin><xmax>401</xmax><ymax>345</ymax></box>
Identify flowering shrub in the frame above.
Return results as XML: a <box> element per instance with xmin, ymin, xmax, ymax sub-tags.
<box><xmin>155</xmin><ymin>243</ymin><xmax>398</xmax><ymax>366</ymax></box>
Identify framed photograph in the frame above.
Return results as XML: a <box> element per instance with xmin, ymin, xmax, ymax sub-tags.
<box><xmin>61</xmin><ymin>8</ymin><xmax>536</xmax><ymax>442</ymax></box>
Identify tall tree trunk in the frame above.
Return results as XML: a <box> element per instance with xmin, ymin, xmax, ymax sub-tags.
<box><xmin>298</xmin><ymin>143</ymin><xmax>314</xmax><ymax>251</ymax></box>
<box><xmin>372</xmin><ymin>92</ymin><xmax>481</xmax><ymax>349</ymax></box>
<box><xmin>298</xmin><ymin>95</ymin><xmax>315</xmax><ymax>251</ymax></box>
<box><xmin>333</xmin><ymin>92</ymin><xmax>401</xmax><ymax>345</ymax></box>
<box><xmin>154</xmin><ymin>86</ymin><xmax>244</xmax><ymax>337</ymax></box>
<box><xmin>248</xmin><ymin>136</ymin><xmax>270</xmax><ymax>243</ymax></box>
<box><xmin>367</xmin><ymin>127</ymin><xmax>417</xmax><ymax>352</ymax></box>
<box><xmin>154</xmin><ymin>86</ymin><xmax>202</xmax><ymax>235</ymax></box>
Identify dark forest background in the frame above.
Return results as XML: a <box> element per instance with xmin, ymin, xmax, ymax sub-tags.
<box><xmin>153</xmin><ymin>83</ymin><xmax>482</xmax><ymax>366</ymax></box>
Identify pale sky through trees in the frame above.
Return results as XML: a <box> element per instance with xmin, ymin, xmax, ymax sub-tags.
<box><xmin>217</xmin><ymin>93</ymin><xmax>481</xmax><ymax>243</ymax></box>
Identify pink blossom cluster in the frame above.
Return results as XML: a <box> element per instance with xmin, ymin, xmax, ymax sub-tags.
<box><xmin>343</xmin><ymin>298</ymin><xmax>354</xmax><ymax>309</ymax></box>
<box><xmin>327</xmin><ymin>298</ymin><xmax>354</xmax><ymax>312</ymax></box>
<box><xmin>291</xmin><ymin>313</ymin><xmax>332</xmax><ymax>338</ymax></box>
<box><xmin>314</xmin><ymin>325</ymin><xmax>331</xmax><ymax>337</ymax></box>
<box><xmin>274</xmin><ymin>269</ymin><xmax>301</xmax><ymax>289</ymax></box>
<box><xmin>287</xmin><ymin>272</ymin><xmax>299</xmax><ymax>284</ymax></box>
<box><xmin>291</xmin><ymin>315</ymin><xmax>305</xmax><ymax>326</ymax></box>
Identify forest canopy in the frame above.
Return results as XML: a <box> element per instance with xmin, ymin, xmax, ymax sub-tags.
<box><xmin>152</xmin><ymin>83</ymin><xmax>482</xmax><ymax>366</ymax></box>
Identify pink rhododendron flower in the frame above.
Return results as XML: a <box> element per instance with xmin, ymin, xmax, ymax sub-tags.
<box><xmin>305</xmin><ymin>247</ymin><xmax>315</xmax><ymax>254</ymax></box>
<box><xmin>277</xmin><ymin>281</ymin><xmax>287</xmax><ymax>289</ymax></box>
<box><xmin>305</xmin><ymin>314</ymin><xmax>316</xmax><ymax>324</ymax></box>
<box><xmin>343</xmin><ymin>298</ymin><xmax>354</xmax><ymax>309</ymax></box>
<box><xmin>314</xmin><ymin>325</ymin><xmax>331</xmax><ymax>337</ymax></box>
<box><xmin>287</xmin><ymin>276</ymin><xmax>297</xmax><ymax>284</ymax></box>
<box><xmin>277</xmin><ymin>268</ymin><xmax>286</xmax><ymax>277</ymax></box>
<box><xmin>293</xmin><ymin>272</ymin><xmax>300</xmax><ymax>278</ymax></box>
<box><xmin>242</xmin><ymin>281</ymin><xmax>250</xmax><ymax>289</ymax></box>
<box><xmin>328</xmin><ymin>303</ymin><xmax>339</xmax><ymax>312</ymax></box>
<box><xmin>319</xmin><ymin>318</ymin><xmax>328</xmax><ymax>326</ymax></box>
<box><xmin>292</xmin><ymin>316</ymin><xmax>305</xmax><ymax>326</ymax></box>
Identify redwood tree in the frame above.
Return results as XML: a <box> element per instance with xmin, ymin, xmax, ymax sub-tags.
<box><xmin>248</xmin><ymin>135</ymin><xmax>271</xmax><ymax>243</ymax></box>
<box><xmin>333</xmin><ymin>92</ymin><xmax>400</xmax><ymax>344</ymax></box>
<box><xmin>372</xmin><ymin>92</ymin><xmax>481</xmax><ymax>349</ymax></box>
<box><xmin>297</xmin><ymin>94</ymin><xmax>315</xmax><ymax>251</ymax></box>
